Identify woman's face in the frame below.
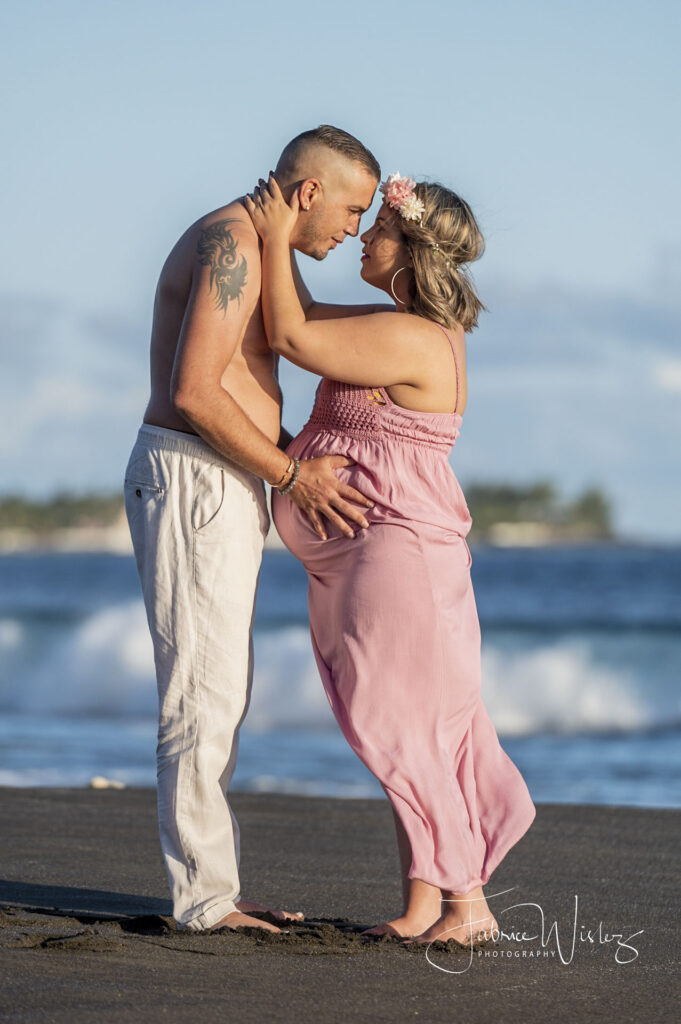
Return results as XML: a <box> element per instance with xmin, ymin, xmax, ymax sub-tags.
<box><xmin>359</xmin><ymin>203</ymin><xmax>412</xmax><ymax>293</ymax></box>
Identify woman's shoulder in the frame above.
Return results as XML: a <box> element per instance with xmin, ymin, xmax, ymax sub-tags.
<box><xmin>369</xmin><ymin>310</ymin><xmax>441</xmax><ymax>333</ymax></box>
<box><xmin>388</xmin><ymin>312</ymin><xmax>465</xmax><ymax>348</ymax></box>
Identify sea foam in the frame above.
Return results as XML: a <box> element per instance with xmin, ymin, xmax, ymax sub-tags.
<box><xmin>1</xmin><ymin>599</ymin><xmax>678</xmax><ymax>735</ymax></box>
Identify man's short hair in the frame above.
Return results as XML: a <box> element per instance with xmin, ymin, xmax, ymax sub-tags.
<box><xmin>277</xmin><ymin>125</ymin><xmax>381</xmax><ymax>181</ymax></box>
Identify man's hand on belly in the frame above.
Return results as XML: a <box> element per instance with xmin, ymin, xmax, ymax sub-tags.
<box><xmin>288</xmin><ymin>456</ymin><xmax>374</xmax><ymax>540</ymax></box>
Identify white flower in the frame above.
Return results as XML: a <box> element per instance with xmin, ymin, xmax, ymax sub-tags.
<box><xmin>398</xmin><ymin>194</ymin><xmax>426</xmax><ymax>222</ymax></box>
<box><xmin>379</xmin><ymin>170</ymin><xmax>425</xmax><ymax>223</ymax></box>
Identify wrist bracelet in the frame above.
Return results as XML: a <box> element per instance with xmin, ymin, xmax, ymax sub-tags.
<box><xmin>277</xmin><ymin>456</ymin><xmax>300</xmax><ymax>495</ymax></box>
<box><xmin>274</xmin><ymin>457</ymin><xmax>294</xmax><ymax>490</ymax></box>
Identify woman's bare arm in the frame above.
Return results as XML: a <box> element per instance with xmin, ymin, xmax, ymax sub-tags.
<box><xmin>246</xmin><ymin>178</ymin><xmax>440</xmax><ymax>390</ymax></box>
<box><xmin>261</xmin><ymin>238</ymin><xmax>433</xmax><ymax>387</ymax></box>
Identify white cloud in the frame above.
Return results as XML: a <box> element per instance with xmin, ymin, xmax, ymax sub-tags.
<box><xmin>651</xmin><ymin>359</ymin><xmax>681</xmax><ymax>393</ymax></box>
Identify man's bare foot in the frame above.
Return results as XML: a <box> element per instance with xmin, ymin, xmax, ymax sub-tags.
<box><xmin>236</xmin><ymin>897</ymin><xmax>304</xmax><ymax>922</ymax></box>
<box><xmin>404</xmin><ymin>912</ymin><xmax>499</xmax><ymax>947</ymax></box>
<box><xmin>362</xmin><ymin>912</ymin><xmax>441</xmax><ymax>938</ymax></box>
<box><xmin>211</xmin><ymin>910</ymin><xmax>281</xmax><ymax>933</ymax></box>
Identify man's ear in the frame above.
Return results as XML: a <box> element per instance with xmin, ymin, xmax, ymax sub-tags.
<box><xmin>299</xmin><ymin>178</ymin><xmax>321</xmax><ymax>211</ymax></box>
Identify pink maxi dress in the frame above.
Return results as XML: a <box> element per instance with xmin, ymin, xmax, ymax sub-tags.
<box><xmin>273</xmin><ymin>325</ymin><xmax>536</xmax><ymax>892</ymax></box>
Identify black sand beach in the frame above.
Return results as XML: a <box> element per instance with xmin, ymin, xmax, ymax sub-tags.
<box><xmin>0</xmin><ymin>787</ymin><xmax>678</xmax><ymax>1022</ymax></box>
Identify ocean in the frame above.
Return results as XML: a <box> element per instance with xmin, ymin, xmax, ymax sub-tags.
<box><xmin>1</xmin><ymin>545</ymin><xmax>679</xmax><ymax>808</ymax></box>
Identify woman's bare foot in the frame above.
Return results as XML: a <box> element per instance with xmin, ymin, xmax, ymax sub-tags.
<box><xmin>211</xmin><ymin>909</ymin><xmax>282</xmax><ymax>933</ymax></box>
<box><xmin>405</xmin><ymin>910</ymin><xmax>498</xmax><ymax>946</ymax></box>
<box><xmin>362</xmin><ymin>911</ymin><xmax>441</xmax><ymax>938</ymax></box>
<box><xmin>236</xmin><ymin>896</ymin><xmax>304</xmax><ymax>922</ymax></box>
<box><xmin>372</xmin><ymin>811</ymin><xmax>444</xmax><ymax>939</ymax></box>
<box><xmin>363</xmin><ymin>880</ymin><xmax>443</xmax><ymax>938</ymax></box>
<box><xmin>403</xmin><ymin>886</ymin><xmax>498</xmax><ymax>947</ymax></box>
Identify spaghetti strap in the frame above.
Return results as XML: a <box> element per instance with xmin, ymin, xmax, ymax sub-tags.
<box><xmin>434</xmin><ymin>323</ymin><xmax>461</xmax><ymax>414</ymax></box>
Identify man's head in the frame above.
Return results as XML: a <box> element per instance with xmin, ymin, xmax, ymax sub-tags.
<box><xmin>275</xmin><ymin>125</ymin><xmax>380</xmax><ymax>260</ymax></box>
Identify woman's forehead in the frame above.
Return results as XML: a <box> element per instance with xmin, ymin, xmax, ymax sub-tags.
<box><xmin>376</xmin><ymin>203</ymin><xmax>398</xmax><ymax>226</ymax></box>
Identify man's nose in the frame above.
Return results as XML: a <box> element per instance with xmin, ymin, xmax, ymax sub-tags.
<box><xmin>345</xmin><ymin>221</ymin><xmax>360</xmax><ymax>237</ymax></box>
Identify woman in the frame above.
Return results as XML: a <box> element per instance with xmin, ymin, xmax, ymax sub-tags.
<box><xmin>245</xmin><ymin>172</ymin><xmax>536</xmax><ymax>946</ymax></box>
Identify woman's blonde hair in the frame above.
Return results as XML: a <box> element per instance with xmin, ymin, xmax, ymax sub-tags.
<box><xmin>397</xmin><ymin>182</ymin><xmax>486</xmax><ymax>333</ymax></box>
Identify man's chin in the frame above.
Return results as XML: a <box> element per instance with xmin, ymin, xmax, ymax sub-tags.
<box><xmin>296</xmin><ymin>239</ymin><xmax>331</xmax><ymax>261</ymax></box>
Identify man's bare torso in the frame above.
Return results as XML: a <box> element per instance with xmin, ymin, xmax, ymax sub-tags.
<box><xmin>143</xmin><ymin>199</ymin><xmax>282</xmax><ymax>443</ymax></box>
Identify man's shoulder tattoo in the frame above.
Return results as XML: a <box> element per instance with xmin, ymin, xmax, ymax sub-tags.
<box><xmin>196</xmin><ymin>219</ymin><xmax>248</xmax><ymax>315</ymax></box>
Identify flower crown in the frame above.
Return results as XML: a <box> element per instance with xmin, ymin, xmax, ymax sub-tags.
<box><xmin>380</xmin><ymin>172</ymin><xmax>461</xmax><ymax>270</ymax></box>
<box><xmin>379</xmin><ymin>172</ymin><xmax>425</xmax><ymax>223</ymax></box>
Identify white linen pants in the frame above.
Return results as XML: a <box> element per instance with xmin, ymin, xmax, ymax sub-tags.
<box><xmin>124</xmin><ymin>424</ymin><xmax>270</xmax><ymax>931</ymax></box>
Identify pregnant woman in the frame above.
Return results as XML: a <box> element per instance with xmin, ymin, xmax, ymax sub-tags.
<box><xmin>245</xmin><ymin>173</ymin><xmax>536</xmax><ymax>946</ymax></box>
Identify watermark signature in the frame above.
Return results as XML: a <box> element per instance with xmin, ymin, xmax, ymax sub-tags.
<box><xmin>422</xmin><ymin>887</ymin><xmax>644</xmax><ymax>975</ymax></box>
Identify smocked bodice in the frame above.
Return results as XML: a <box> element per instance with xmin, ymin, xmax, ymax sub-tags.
<box><xmin>303</xmin><ymin>379</ymin><xmax>462</xmax><ymax>453</ymax></box>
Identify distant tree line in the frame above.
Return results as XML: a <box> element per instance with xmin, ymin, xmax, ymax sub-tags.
<box><xmin>465</xmin><ymin>480</ymin><xmax>613</xmax><ymax>541</ymax></box>
<box><xmin>0</xmin><ymin>493</ymin><xmax>123</xmax><ymax>533</ymax></box>
<box><xmin>0</xmin><ymin>481</ymin><xmax>614</xmax><ymax>541</ymax></box>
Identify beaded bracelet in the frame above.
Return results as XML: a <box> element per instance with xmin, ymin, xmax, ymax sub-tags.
<box><xmin>277</xmin><ymin>456</ymin><xmax>300</xmax><ymax>495</ymax></box>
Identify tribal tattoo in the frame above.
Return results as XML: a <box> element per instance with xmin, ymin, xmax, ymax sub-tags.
<box><xmin>197</xmin><ymin>220</ymin><xmax>248</xmax><ymax>315</ymax></box>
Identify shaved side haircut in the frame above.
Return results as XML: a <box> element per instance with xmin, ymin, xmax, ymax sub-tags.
<box><xmin>276</xmin><ymin>124</ymin><xmax>381</xmax><ymax>181</ymax></box>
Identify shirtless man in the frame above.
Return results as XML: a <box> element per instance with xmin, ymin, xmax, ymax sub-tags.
<box><xmin>124</xmin><ymin>126</ymin><xmax>381</xmax><ymax>933</ymax></box>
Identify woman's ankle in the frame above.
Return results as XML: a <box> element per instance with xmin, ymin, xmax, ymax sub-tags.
<box><xmin>441</xmin><ymin>887</ymin><xmax>491</xmax><ymax>921</ymax></box>
<box><xmin>404</xmin><ymin>878</ymin><xmax>442</xmax><ymax>912</ymax></box>
<box><xmin>402</xmin><ymin>903</ymin><xmax>441</xmax><ymax>922</ymax></box>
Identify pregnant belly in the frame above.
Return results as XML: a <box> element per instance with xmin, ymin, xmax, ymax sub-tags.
<box><xmin>271</xmin><ymin>429</ymin><xmax>371</xmax><ymax>563</ymax></box>
<box><xmin>273</xmin><ymin>427</ymin><xmax>468</xmax><ymax>557</ymax></box>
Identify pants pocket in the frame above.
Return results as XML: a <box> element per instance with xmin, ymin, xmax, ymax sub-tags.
<box><xmin>124</xmin><ymin>446</ymin><xmax>167</xmax><ymax>529</ymax></box>
<box><xmin>192</xmin><ymin>464</ymin><xmax>225</xmax><ymax>533</ymax></box>
<box><xmin>124</xmin><ymin>478</ymin><xmax>165</xmax><ymax>533</ymax></box>
<box><xmin>255</xmin><ymin>484</ymin><xmax>271</xmax><ymax>539</ymax></box>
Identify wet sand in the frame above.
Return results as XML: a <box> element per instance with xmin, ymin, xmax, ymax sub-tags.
<box><xmin>0</xmin><ymin>787</ymin><xmax>678</xmax><ymax>1022</ymax></box>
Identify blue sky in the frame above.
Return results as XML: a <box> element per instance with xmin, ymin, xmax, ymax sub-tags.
<box><xmin>1</xmin><ymin>0</ymin><xmax>680</xmax><ymax>539</ymax></box>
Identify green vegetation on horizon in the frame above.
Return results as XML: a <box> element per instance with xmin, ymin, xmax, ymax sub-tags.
<box><xmin>465</xmin><ymin>481</ymin><xmax>613</xmax><ymax>540</ymax></box>
<box><xmin>0</xmin><ymin>481</ymin><xmax>614</xmax><ymax>542</ymax></box>
<box><xmin>0</xmin><ymin>493</ymin><xmax>123</xmax><ymax>533</ymax></box>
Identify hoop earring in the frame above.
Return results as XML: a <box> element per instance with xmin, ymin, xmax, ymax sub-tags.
<box><xmin>390</xmin><ymin>267</ymin><xmax>409</xmax><ymax>305</ymax></box>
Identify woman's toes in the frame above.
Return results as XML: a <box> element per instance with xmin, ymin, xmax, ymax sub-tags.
<box><xmin>361</xmin><ymin>923</ymin><xmax>399</xmax><ymax>937</ymax></box>
<box><xmin>362</xmin><ymin>917</ymin><xmax>435</xmax><ymax>939</ymax></box>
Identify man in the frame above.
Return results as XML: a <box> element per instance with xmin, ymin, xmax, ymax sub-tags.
<box><xmin>124</xmin><ymin>126</ymin><xmax>381</xmax><ymax>933</ymax></box>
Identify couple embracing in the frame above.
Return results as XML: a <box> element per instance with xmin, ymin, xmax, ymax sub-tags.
<box><xmin>124</xmin><ymin>124</ymin><xmax>536</xmax><ymax>947</ymax></box>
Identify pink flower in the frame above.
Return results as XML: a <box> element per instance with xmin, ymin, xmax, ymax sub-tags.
<box><xmin>380</xmin><ymin>172</ymin><xmax>417</xmax><ymax>209</ymax></box>
<box><xmin>379</xmin><ymin>172</ymin><xmax>424</xmax><ymax>223</ymax></box>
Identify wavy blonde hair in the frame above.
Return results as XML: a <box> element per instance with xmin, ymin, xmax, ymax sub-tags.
<box><xmin>396</xmin><ymin>182</ymin><xmax>486</xmax><ymax>333</ymax></box>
